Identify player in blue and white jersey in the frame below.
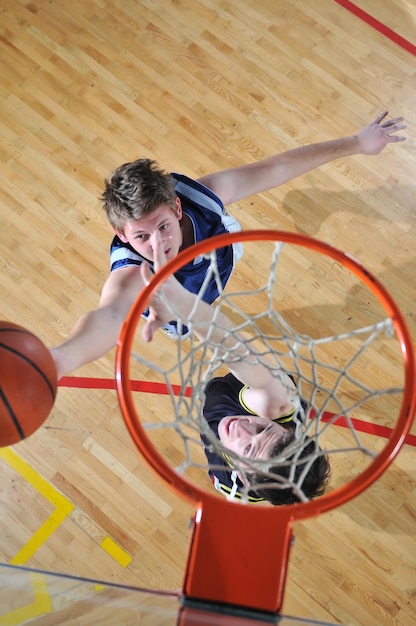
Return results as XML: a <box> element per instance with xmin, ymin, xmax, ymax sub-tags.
<box><xmin>51</xmin><ymin>112</ymin><xmax>406</xmax><ymax>378</ymax></box>
<box><xmin>108</xmin><ymin>171</ymin><xmax>243</xmax><ymax>337</ymax></box>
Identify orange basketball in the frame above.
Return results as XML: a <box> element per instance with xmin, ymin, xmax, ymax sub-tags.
<box><xmin>0</xmin><ymin>321</ymin><xmax>58</xmax><ymax>447</ymax></box>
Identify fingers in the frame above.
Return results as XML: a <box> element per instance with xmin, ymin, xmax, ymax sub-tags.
<box><xmin>372</xmin><ymin>111</ymin><xmax>407</xmax><ymax>142</ymax></box>
<box><xmin>140</xmin><ymin>261</ymin><xmax>154</xmax><ymax>287</ymax></box>
<box><xmin>142</xmin><ymin>314</ymin><xmax>166</xmax><ymax>343</ymax></box>
<box><xmin>381</xmin><ymin>117</ymin><xmax>405</xmax><ymax>128</ymax></box>
<box><xmin>374</xmin><ymin>111</ymin><xmax>388</xmax><ymax>125</ymax></box>
<box><xmin>141</xmin><ymin>321</ymin><xmax>154</xmax><ymax>343</ymax></box>
<box><xmin>384</xmin><ymin>121</ymin><xmax>407</xmax><ymax>142</ymax></box>
<box><xmin>374</xmin><ymin>111</ymin><xmax>406</xmax><ymax>132</ymax></box>
<box><xmin>150</xmin><ymin>231</ymin><xmax>167</xmax><ymax>272</ymax></box>
<box><xmin>386</xmin><ymin>134</ymin><xmax>407</xmax><ymax>143</ymax></box>
<box><xmin>140</xmin><ymin>232</ymin><xmax>167</xmax><ymax>287</ymax></box>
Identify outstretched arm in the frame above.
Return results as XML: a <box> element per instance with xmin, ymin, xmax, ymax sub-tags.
<box><xmin>197</xmin><ymin>112</ymin><xmax>406</xmax><ymax>205</ymax></box>
<box><xmin>51</xmin><ymin>265</ymin><xmax>145</xmax><ymax>379</ymax></box>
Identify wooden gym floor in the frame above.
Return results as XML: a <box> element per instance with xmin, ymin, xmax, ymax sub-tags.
<box><xmin>0</xmin><ymin>1</ymin><xmax>415</xmax><ymax>624</ymax></box>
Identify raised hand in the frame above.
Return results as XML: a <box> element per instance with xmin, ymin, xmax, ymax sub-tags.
<box><xmin>140</xmin><ymin>231</ymin><xmax>188</xmax><ymax>342</ymax></box>
<box><xmin>356</xmin><ymin>111</ymin><xmax>407</xmax><ymax>155</ymax></box>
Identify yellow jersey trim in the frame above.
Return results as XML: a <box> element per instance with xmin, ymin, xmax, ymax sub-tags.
<box><xmin>238</xmin><ymin>385</ymin><xmax>295</xmax><ymax>424</ymax></box>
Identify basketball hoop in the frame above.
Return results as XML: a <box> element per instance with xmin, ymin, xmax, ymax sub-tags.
<box><xmin>116</xmin><ymin>230</ymin><xmax>415</xmax><ymax>616</ymax></box>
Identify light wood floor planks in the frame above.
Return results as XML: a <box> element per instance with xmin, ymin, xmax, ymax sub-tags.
<box><xmin>0</xmin><ymin>1</ymin><xmax>415</xmax><ymax>624</ymax></box>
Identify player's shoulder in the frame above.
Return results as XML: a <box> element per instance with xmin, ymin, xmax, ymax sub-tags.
<box><xmin>171</xmin><ymin>172</ymin><xmax>225</xmax><ymax>212</ymax></box>
<box><xmin>206</xmin><ymin>373</ymin><xmax>242</xmax><ymax>394</ymax></box>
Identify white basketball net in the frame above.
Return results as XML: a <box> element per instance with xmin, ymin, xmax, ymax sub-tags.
<box><xmin>127</xmin><ymin>239</ymin><xmax>405</xmax><ymax>505</ymax></box>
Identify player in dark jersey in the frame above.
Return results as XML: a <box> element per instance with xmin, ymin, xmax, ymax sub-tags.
<box><xmin>50</xmin><ymin>112</ymin><xmax>406</xmax><ymax>379</ymax></box>
<box><xmin>141</xmin><ymin>233</ymin><xmax>330</xmax><ymax>505</ymax></box>
<box><xmin>202</xmin><ymin>373</ymin><xmax>301</xmax><ymax>503</ymax></box>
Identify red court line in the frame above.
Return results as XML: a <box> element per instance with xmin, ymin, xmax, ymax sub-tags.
<box><xmin>333</xmin><ymin>0</ymin><xmax>416</xmax><ymax>56</ymax></box>
<box><xmin>59</xmin><ymin>376</ymin><xmax>192</xmax><ymax>396</ymax></box>
<box><xmin>59</xmin><ymin>376</ymin><xmax>416</xmax><ymax>447</ymax></box>
<box><xmin>318</xmin><ymin>411</ymin><xmax>416</xmax><ymax>447</ymax></box>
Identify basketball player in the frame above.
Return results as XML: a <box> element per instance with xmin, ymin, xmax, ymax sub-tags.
<box><xmin>140</xmin><ymin>232</ymin><xmax>329</xmax><ymax>505</ymax></box>
<box><xmin>200</xmin><ymin>372</ymin><xmax>327</xmax><ymax>504</ymax></box>
<box><xmin>141</xmin><ymin>232</ymin><xmax>329</xmax><ymax>504</ymax></box>
<box><xmin>51</xmin><ymin>112</ymin><xmax>406</xmax><ymax>379</ymax></box>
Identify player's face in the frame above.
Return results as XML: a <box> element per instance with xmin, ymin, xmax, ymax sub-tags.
<box><xmin>217</xmin><ymin>415</ymin><xmax>288</xmax><ymax>460</ymax></box>
<box><xmin>117</xmin><ymin>199</ymin><xmax>183</xmax><ymax>262</ymax></box>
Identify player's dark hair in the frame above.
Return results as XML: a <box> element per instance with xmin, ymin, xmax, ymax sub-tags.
<box><xmin>249</xmin><ymin>434</ymin><xmax>331</xmax><ymax>506</ymax></box>
<box><xmin>102</xmin><ymin>158</ymin><xmax>178</xmax><ymax>234</ymax></box>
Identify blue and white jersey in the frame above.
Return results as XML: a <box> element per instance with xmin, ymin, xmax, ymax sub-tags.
<box><xmin>109</xmin><ymin>173</ymin><xmax>242</xmax><ymax>305</ymax></box>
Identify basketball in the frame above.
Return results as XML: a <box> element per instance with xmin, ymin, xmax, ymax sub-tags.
<box><xmin>0</xmin><ymin>321</ymin><xmax>58</xmax><ymax>447</ymax></box>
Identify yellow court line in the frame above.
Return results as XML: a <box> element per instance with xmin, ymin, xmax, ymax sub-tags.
<box><xmin>0</xmin><ymin>447</ymin><xmax>74</xmax><ymax>509</ymax></box>
<box><xmin>0</xmin><ymin>447</ymin><xmax>74</xmax><ymax>565</ymax></box>
<box><xmin>0</xmin><ymin>447</ymin><xmax>133</xmax><ymax>622</ymax></box>
<box><xmin>0</xmin><ymin>573</ymin><xmax>51</xmax><ymax>626</ymax></box>
<box><xmin>0</xmin><ymin>448</ymin><xmax>74</xmax><ymax>623</ymax></box>
<box><xmin>10</xmin><ymin>506</ymin><xmax>73</xmax><ymax>566</ymax></box>
<box><xmin>100</xmin><ymin>536</ymin><xmax>133</xmax><ymax>568</ymax></box>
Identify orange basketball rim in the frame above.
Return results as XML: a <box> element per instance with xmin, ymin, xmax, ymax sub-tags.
<box><xmin>116</xmin><ymin>230</ymin><xmax>416</xmax><ymax>617</ymax></box>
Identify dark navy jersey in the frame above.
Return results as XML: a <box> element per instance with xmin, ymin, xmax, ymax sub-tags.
<box><xmin>109</xmin><ymin>172</ymin><xmax>242</xmax><ymax>305</ymax></box>
<box><xmin>202</xmin><ymin>373</ymin><xmax>297</xmax><ymax>502</ymax></box>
